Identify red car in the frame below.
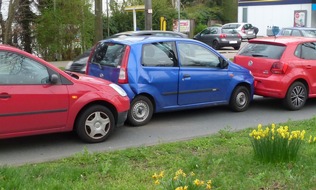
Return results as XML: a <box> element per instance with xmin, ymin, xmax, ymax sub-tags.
<box><xmin>0</xmin><ymin>45</ymin><xmax>130</xmax><ymax>143</ymax></box>
<box><xmin>234</xmin><ymin>36</ymin><xmax>316</xmax><ymax>110</ymax></box>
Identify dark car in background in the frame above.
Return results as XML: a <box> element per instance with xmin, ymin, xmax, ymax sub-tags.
<box><xmin>277</xmin><ymin>27</ymin><xmax>316</xmax><ymax>37</ymax></box>
<box><xmin>65</xmin><ymin>48</ymin><xmax>92</xmax><ymax>73</ymax></box>
<box><xmin>66</xmin><ymin>30</ymin><xmax>188</xmax><ymax>73</ymax></box>
<box><xmin>193</xmin><ymin>26</ymin><xmax>242</xmax><ymax>50</ymax></box>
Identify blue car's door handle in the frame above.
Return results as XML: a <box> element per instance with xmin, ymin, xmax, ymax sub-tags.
<box><xmin>182</xmin><ymin>74</ymin><xmax>191</xmax><ymax>80</ymax></box>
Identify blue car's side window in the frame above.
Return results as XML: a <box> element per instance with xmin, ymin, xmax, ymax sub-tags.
<box><xmin>142</xmin><ymin>42</ymin><xmax>177</xmax><ymax>67</ymax></box>
<box><xmin>178</xmin><ymin>43</ymin><xmax>220</xmax><ymax>68</ymax></box>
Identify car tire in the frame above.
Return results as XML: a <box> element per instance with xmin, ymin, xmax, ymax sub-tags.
<box><xmin>283</xmin><ymin>81</ymin><xmax>307</xmax><ymax>111</ymax></box>
<box><xmin>212</xmin><ymin>40</ymin><xmax>220</xmax><ymax>50</ymax></box>
<box><xmin>75</xmin><ymin>105</ymin><xmax>115</xmax><ymax>143</ymax></box>
<box><xmin>229</xmin><ymin>86</ymin><xmax>250</xmax><ymax>112</ymax></box>
<box><xmin>233</xmin><ymin>46</ymin><xmax>240</xmax><ymax>50</ymax></box>
<box><xmin>127</xmin><ymin>95</ymin><xmax>153</xmax><ymax>126</ymax></box>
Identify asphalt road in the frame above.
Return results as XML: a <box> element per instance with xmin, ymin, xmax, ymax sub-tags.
<box><xmin>1</xmin><ymin>95</ymin><xmax>316</xmax><ymax>166</ymax></box>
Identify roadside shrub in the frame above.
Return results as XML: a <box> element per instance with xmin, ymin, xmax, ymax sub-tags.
<box><xmin>308</xmin><ymin>135</ymin><xmax>316</xmax><ymax>144</ymax></box>
<box><xmin>249</xmin><ymin>124</ymin><xmax>305</xmax><ymax>163</ymax></box>
<box><xmin>152</xmin><ymin>169</ymin><xmax>212</xmax><ymax>190</ymax></box>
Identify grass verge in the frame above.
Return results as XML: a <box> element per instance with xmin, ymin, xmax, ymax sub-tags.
<box><xmin>1</xmin><ymin>118</ymin><xmax>316</xmax><ymax>189</ymax></box>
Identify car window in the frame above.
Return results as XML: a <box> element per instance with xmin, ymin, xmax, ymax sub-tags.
<box><xmin>0</xmin><ymin>51</ymin><xmax>49</xmax><ymax>84</ymax></box>
<box><xmin>296</xmin><ymin>42</ymin><xmax>316</xmax><ymax>60</ymax></box>
<box><xmin>142</xmin><ymin>42</ymin><xmax>176</xmax><ymax>67</ymax></box>
<box><xmin>210</xmin><ymin>28</ymin><xmax>218</xmax><ymax>34</ymax></box>
<box><xmin>302</xmin><ymin>30</ymin><xmax>316</xmax><ymax>37</ymax></box>
<box><xmin>281</xmin><ymin>29</ymin><xmax>292</xmax><ymax>36</ymax></box>
<box><xmin>200</xmin><ymin>28</ymin><xmax>211</xmax><ymax>35</ymax></box>
<box><xmin>222</xmin><ymin>24</ymin><xmax>240</xmax><ymax>29</ymax></box>
<box><xmin>91</xmin><ymin>43</ymin><xmax>125</xmax><ymax>67</ymax></box>
<box><xmin>291</xmin><ymin>30</ymin><xmax>301</xmax><ymax>36</ymax></box>
<box><xmin>222</xmin><ymin>28</ymin><xmax>237</xmax><ymax>34</ymax></box>
<box><xmin>238</xmin><ymin>43</ymin><xmax>286</xmax><ymax>59</ymax></box>
<box><xmin>243</xmin><ymin>24</ymin><xmax>252</xmax><ymax>30</ymax></box>
<box><xmin>178</xmin><ymin>43</ymin><xmax>220</xmax><ymax>68</ymax></box>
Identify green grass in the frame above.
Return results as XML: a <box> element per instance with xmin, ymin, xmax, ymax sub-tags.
<box><xmin>1</xmin><ymin>118</ymin><xmax>316</xmax><ymax>190</ymax></box>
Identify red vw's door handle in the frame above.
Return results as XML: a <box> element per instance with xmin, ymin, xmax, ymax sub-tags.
<box><xmin>0</xmin><ymin>93</ymin><xmax>11</xmax><ymax>99</ymax></box>
<box><xmin>305</xmin><ymin>65</ymin><xmax>312</xmax><ymax>69</ymax></box>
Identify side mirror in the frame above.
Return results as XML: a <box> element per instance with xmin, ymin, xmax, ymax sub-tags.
<box><xmin>50</xmin><ymin>74</ymin><xmax>59</xmax><ymax>84</ymax></box>
<box><xmin>218</xmin><ymin>57</ymin><xmax>229</xmax><ymax>69</ymax></box>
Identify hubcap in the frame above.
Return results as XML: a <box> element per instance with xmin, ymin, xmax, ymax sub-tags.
<box><xmin>85</xmin><ymin>111</ymin><xmax>110</xmax><ymax>139</ymax></box>
<box><xmin>236</xmin><ymin>92</ymin><xmax>247</xmax><ymax>107</ymax></box>
<box><xmin>132</xmin><ymin>101</ymin><xmax>149</xmax><ymax>122</ymax></box>
<box><xmin>291</xmin><ymin>86</ymin><xmax>305</xmax><ymax>107</ymax></box>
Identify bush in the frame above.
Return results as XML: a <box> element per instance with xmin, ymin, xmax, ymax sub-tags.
<box><xmin>152</xmin><ymin>169</ymin><xmax>212</xmax><ymax>190</ymax></box>
<box><xmin>249</xmin><ymin>124</ymin><xmax>305</xmax><ymax>163</ymax></box>
<box><xmin>194</xmin><ymin>23</ymin><xmax>208</xmax><ymax>35</ymax></box>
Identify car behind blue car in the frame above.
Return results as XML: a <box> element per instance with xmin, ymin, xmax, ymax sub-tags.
<box><xmin>86</xmin><ymin>36</ymin><xmax>254</xmax><ymax>126</ymax></box>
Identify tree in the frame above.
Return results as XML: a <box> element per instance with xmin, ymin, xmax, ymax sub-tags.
<box><xmin>35</xmin><ymin>0</ymin><xmax>95</xmax><ymax>61</ymax></box>
<box><xmin>16</xmin><ymin>0</ymin><xmax>36</xmax><ymax>53</ymax></box>
<box><xmin>0</xmin><ymin>0</ymin><xmax>20</xmax><ymax>45</ymax></box>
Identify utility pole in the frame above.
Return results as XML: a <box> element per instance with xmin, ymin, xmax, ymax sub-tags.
<box><xmin>95</xmin><ymin>0</ymin><xmax>103</xmax><ymax>43</ymax></box>
<box><xmin>145</xmin><ymin>0</ymin><xmax>152</xmax><ymax>30</ymax></box>
<box><xmin>106</xmin><ymin>0</ymin><xmax>110</xmax><ymax>37</ymax></box>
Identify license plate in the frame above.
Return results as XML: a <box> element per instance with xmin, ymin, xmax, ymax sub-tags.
<box><xmin>229</xmin><ymin>41</ymin><xmax>237</xmax><ymax>44</ymax></box>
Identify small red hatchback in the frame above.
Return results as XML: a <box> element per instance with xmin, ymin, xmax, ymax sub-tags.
<box><xmin>0</xmin><ymin>45</ymin><xmax>130</xmax><ymax>143</ymax></box>
<box><xmin>234</xmin><ymin>36</ymin><xmax>316</xmax><ymax>110</ymax></box>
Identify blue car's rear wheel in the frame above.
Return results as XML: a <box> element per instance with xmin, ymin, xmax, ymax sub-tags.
<box><xmin>127</xmin><ymin>95</ymin><xmax>153</xmax><ymax>126</ymax></box>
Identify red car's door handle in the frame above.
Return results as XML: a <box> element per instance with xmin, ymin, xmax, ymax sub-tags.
<box><xmin>0</xmin><ymin>93</ymin><xmax>11</xmax><ymax>99</ymax></box>
<box><xmin>305</xmin><ymin>65</ymin><xmax>312</xmax><ymax>69</ymax></box>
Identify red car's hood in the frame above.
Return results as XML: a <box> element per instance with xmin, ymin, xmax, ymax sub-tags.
<box><xmin>67</xmin><ymin>71</ymin><xmax>112</xmax><ymax>85</ymax></box>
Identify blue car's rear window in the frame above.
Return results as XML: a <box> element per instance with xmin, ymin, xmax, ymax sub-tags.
<box><xmin>91</xmin><ymin>43</ymin><xmax>125</xmax><ymax>67</ymax></box>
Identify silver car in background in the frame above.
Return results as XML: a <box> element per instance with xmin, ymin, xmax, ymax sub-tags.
<box><xmin>222</xmin><ymin>23</ymin><xmax>255</xmax><ymax>40</ymax></box>
<box><xmin>277</xmin><ymin>27</ymin><xmax>316</xmax><ymax>37</ymax></box>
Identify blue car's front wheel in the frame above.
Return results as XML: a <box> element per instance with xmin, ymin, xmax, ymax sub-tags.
<box><xmin>229</xmin><ymin>86</ymin><xmax>250</xmax><ymax>112</ymax></box>
<box><xmin>127</xmin><ymin>95</ymin><xmax>154</xmax><ymax>126</ymax></box>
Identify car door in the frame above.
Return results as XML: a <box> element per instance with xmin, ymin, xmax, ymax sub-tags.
<box><xmin>0</xmin><ymin>51</ymin><xmax>69</xmax><ymax>136</ymax></box>
<box><xmin>296</xmin><ymin>42</ymin><xmax>316</xmax><ymax>94</ymax></box>
<box><xmin>176</xmin><ymin>41</ymin><xmax>230</xmax><ymax>105</ymax></box>
<box><xmin>140</xmin><ymin>42</ymin><xmax>179</xmax><ymax>110</ymax></box>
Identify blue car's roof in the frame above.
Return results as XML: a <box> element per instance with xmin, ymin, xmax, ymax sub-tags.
<box><xmin>100</xmin><ymin>36</ymin><xmax>197</xmax><ymax>46</ymax></box>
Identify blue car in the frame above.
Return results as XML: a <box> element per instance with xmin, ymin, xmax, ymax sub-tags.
<box><xmin>86</xmin><ymin>36</ymin><xmax>254</xmax><ymax>126</ymax></box>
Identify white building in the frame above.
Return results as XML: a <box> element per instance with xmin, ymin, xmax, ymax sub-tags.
<box><xmin>238</xmin><ymin>0</ymin><xmax>316</xmax><ymax>36</ymax></box>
